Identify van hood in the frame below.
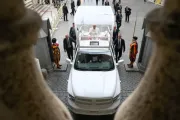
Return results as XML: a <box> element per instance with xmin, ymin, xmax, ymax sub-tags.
<box><xmin>71</xmin><ymin>69</ymin><xmax>117</xmax><ymax>98</ymax></box>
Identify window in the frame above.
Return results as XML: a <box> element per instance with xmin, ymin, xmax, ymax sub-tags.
<box><xmin>74</xmin><ymin>51</ymin><xmax>115</xmax><ymax>71</ymax></box>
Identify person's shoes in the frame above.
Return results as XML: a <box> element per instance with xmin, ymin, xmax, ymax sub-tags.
<box><xmin>66</xmin><ymin>20</ymin><xmax>68</xmax><ymax>21</ymax></box>
<box><xmin>60</xmin><ymin>64</ymin><xmax>62</xmax><ymax>66</ymax></box>
<box><xmin>57</xmin><ymin>66</ymin><xmax>61</xmax><ymax>69</ymax></box>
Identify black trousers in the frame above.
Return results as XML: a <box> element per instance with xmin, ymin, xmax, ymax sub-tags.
<box><xmin>115</xmin><ymin>49</ymin><xmax>122</xmax><ymax>63</ymax></box>
<box><xmin>102</xmin><ymin>0</ymin><xmax>104</xmax><ymax>5</ymax></box>
<box><xmin>71</xmin><ymin>8</ymin><xmax>76</xmax><ymax>16</ymax></box>
<box><xmin>125</xmin><ymin>14</ymin><xmax>130</xmax><ymax>22</ymax></box>
<box><xmin>63</xmin><ymin>13</ymin><xmax>68</xmax><ymax>21</ymax></box>
<box><xmin>96</xmin><ymin>0</ymin><xmax>98</xmax><ymax>5</ymax></box>
<box><xmin>116</xmin><ymin>21</ymin><xmax>121</xmax><ymax>30</ymax></box>
<box><xmin>67</xmin><ymin>48</ymin><xmax>73</xmax><ymax>60</ymax></box>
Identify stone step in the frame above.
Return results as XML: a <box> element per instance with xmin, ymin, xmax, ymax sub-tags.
<box><xmin>24</xmin><ymin>0</ymin><xmax>32</xmax><ymax>5</ymax></box>
<box><xmin>32</xmin><ymin>4</ymin><xmax>43</xmax><ymax>11</ymax></box>
<box><xmin>24</xmin><ymin>0</ymin><xmax>33</xmax><ymax>7</ymax></box>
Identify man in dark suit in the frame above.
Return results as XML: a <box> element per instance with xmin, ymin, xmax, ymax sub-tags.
<box><xmin>70</xmin><ymin>0</ymin><xmax>76</xmax><ymax>16</ymax></box>
<box><xmin>116</xmin><ymin>10</ymin><xmax>122</xmax><ymax>30</ymax></box>
<box><xmin>96</xmin><ymin>0</ymin><xmax>99</xmax><ymax>5</ymax></box>
<box><xmin>69</xmin><ymin>23</ymin><xmax>76</xmax><ymax>47</ymax></box>
<box><xmin>125</xmin><ymin>6</ymin><xmax>131</xmax><ymax>22</ymax></box>
<box><xmin>114</xmin><ymin>33</ymin><xmax>125</xmax><ymax>63</ymax></box>
<box><xmin>63</xmin><ymin>35</ymin><xmax>76</xmax><ymax>61</ymax></box>
<box><xmin>102</xmin><ymin>0</ymin><xmax>104</xmax><ymax>5</ymax></box>
<box><xmin>62</xmin><ymin>3</ymin><xmax>68</xmax><ymax>21</ymax></box>
<box><xmin>112</xmin><ymin>26</ymin><xmax>118</xmax><ymax>44</ymax></box>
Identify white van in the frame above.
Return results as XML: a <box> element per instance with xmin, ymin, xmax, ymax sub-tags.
<box><xmin>66</xmin><ymin>6</ymin><xmax>123</xmax><ymax>115</ymax></box>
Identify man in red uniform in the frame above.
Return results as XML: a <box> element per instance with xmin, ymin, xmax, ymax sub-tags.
<box><xmin>128</xmin><ymin>36</ymin><xmax>138</xmax><ymax>68</ymax></box>
<box><xmin>52</xmin><ymin>38</ymin><xmax>61</xmax><ymax>69</ymax></box>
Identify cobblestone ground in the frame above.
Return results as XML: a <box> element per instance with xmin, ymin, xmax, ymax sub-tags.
<box><xmin>46</xmin><ymin>0</ymin><xmax>156</xmax><ymax>119</ymax></box>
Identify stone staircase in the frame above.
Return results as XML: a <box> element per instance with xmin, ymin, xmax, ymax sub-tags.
<box><xmin>24</xmin><ymin>0</ymin><xmax>51</xmax><ymax>16</ymax></box>
<box><xmin>24</xmin><ymin>0</ymin><xmax>65</xmax><ymax>35</ymax></box>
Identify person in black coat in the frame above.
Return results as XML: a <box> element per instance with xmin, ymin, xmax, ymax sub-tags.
<box><xmin>96</xmin><ymin>0</ymin><xmax>98</xmax><ymax>5</ymax></box>
<box><xmin>114</xmin><ymin>33</ymin><xmax>125</xmax><ymax>63</ymax></box>
<box><xmin>102</xmin><ymin>0</ymin><xmax>104</xmax><ymax>5</ymax></box>
<box><xmin>115</xmin><ymin>2</ymin><xmax>119</xmax><ymax>14</ymax></box>
<box><xmin>125</xmin><ymin>6</ymin><xmax>131</xmax><ymax>22</ymax></box>
<box><xmin>116</xmin><ymin>3</ymin><xmax>122</xmax><ymax>14</ymax></box>
<box><xmin>69</xmin><ymin>23</ymin><xmax>76</xmax><ymax>47</ymax></box>
<box><xmin>112</xmin><ymin>26</ymin><xmax>118</xmax><ymax>43</ymax></box>
<box><xmin>70</xmin><ymin>0</ymin><xmax>76</xmax><ymax>16</ymax></box>
<box><xmin>116</xmin><ymin>10</ymin><xmax>122</xmax><ymax>30</ymax></box>
<box><xmin>77</xmin><ymin>0</ymin><xmax>81</xmax><ymax>7</ymax></box>
<box><xmin>62</xmin><ymin>3</ymin><xmax>68</xmax><ymax>21</ymax></box>
<box><xmin>105</xmin><ymin>0</ymin><xmax>110</xmax><ymax>6</ymax></box>
<box><xmin>63</xmin><ymin>35</ymin><xmax>76</xmax><ymax>61</ymax></box>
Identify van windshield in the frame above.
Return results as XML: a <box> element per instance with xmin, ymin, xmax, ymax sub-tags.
<box><xmin>74</xmin><ymin>51</ymin><xmax>114</xmax><ymax>71</ymax></box>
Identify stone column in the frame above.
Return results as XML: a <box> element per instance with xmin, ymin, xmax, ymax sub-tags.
<box><xmin>0</xmin><ymin>0</ymin><xmax>72</xmax><ymax>120</ymax></box>
<box><xmin>115</xmin><ymin>0</ymin><xmax>180</xmax><ymax>120</ymax></box>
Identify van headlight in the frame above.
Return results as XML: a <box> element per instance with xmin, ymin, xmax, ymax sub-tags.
<box><xmin>113</xmin><ymin>94</ymin><xmax>120</xmax><ymax>102</ymax></box>
<box><xmin>68</xmin><ymin>94</ymin><xmax>75</xmax><ymax>101</ymax></box>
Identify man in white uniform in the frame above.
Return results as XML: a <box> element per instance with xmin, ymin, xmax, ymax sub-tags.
<box><xmin>89</xmin><ymin>25</ymin><xmax>100</xmax><ymax>36</ymax></box>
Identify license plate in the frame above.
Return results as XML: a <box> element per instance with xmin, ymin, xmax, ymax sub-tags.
<box><xmin>89</xmin><ymin>111</ymin><xmax>98</xmax><ymax>113</ymax></box>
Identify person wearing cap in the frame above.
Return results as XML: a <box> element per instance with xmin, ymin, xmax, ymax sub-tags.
<box><xmin>128</xmin><ymin>36</ymin><xmax>138</xmax><ymax>68</ymax></box>
<box><xmin>114</xmin><ymin>33</ymin><xmax>126</xmax><ymax>63</ymax></box>
<box><xmin>52</xmin><ymin>38</ymin><xmax>61</xmax><ymax>69</ymax></box>
<box><xmin>63</xmin><ymin>35</ymin><xmax>76</xmax><ymax>61</ymax></box>
<box><xmin>89</xmin><ymin>25</ymin><xmax>100</xmax><ymax>36</ymax></box>
<box><xmin>77</xmin><ymin>0</ymin><xmax>81</xmax><ymax>7</ymax></box>
<box><xmin>116</xmin><ymin>10</ymin><xmax>122</xmax><ymax>30</ymax></box>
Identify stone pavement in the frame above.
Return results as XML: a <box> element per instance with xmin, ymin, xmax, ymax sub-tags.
<box><xmin>46</xmin><ymin>0</ymin><xmax>156</xmax><ymax>119</ymax></box>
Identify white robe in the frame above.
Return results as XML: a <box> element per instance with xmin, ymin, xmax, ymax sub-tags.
<box><xmin>89</xmin><ymin>27</ymin><xmax>100</xmax><ymax>36</ymax></box>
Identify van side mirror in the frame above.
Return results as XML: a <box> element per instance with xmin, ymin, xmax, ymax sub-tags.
<box><xmin>66</xmin><ymin>58</ymin><xmax>72</xmax><ymax>65</ymax></box>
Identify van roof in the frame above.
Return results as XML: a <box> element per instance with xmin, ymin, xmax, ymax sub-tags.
<box><xmin>74</xmin><ymin>6</ymin><xmax>114</xmax><ymax>26</ymax></box>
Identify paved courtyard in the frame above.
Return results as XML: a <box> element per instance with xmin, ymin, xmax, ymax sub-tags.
<box><xmin>46</xmin><ymin>0</ymin><xmax>157</xmax><ymax>119</ymax></box>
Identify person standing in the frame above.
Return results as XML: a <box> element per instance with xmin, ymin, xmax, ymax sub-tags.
<box><xmin>63</xmin><ymin>35</ymin><xmax>76</xmax><ymax>61</ymax></box>
<box><xmin>69</xmin><ymin>23</ymin><xmax>77</xmax><ymax>47</ymax></box>
<box><xmin>112</xmin><ymin>26</ymin><xmax>118</xmax><ymax>44</ymax></box>
<box><xmin>96</xmin><ymin>0</ymin><xmax>99</xmax><ymax>5</ymax></box>
<box><xmin>102</xmin><ymin>0</ymin><xmax>104</xmax><ymax>5</ymax></box>
<box><xmin>127</xmin><ymin>36</ymin><xmax>138</xmax><ymax>68</ymax></box>
<box><xmin>116</xmin><ymin>10</ymin><xmax>122</xmax><ymax>30</ymax></box>
<box><xmin>117</xmin><ymin>3</ymin><xmax>122</xmax><ymax>14</ymax></box>
<box><xmin>77</xmin><ymin>0</ymin><xmax>81</xmax><ymax>7</ymax></box>
<box><xmin>62</xmin><ymin>3</ymin><xmax>68</xmax><ymax>21</ymax></box>
<box><xmin>115</xmin><ymin>2</ymin><xmax>119</xmax><ymax>14</ymax></box>
<box><xmin>70</xmin><ymin>0</ymin><xmax>76</xmax><ymax>16</ymax></box>
<box><xmin>114</xmin><ymin>34</ymin><xmax>125</xmax><ymax>63</ymax></box>
<box><xmin>125</xmin><ymin>6</ymin><xmax>131</xmax><ymax>22</ymax></box>
<box><xmin>52</xmin><ymin>38</ymin><xmax>61</xmax><ymax>69</ymax></box>
<box><xmin>105</xmin><ymin>0</ymin><xmax>109</xmax><ymax>6</ymax></box>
